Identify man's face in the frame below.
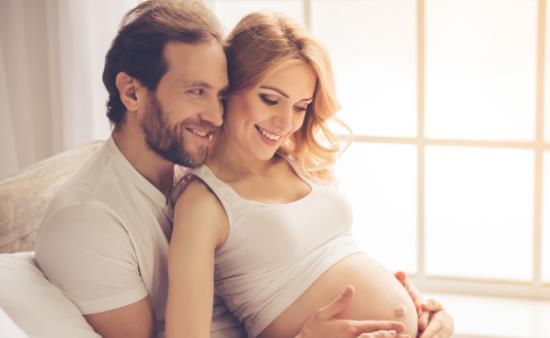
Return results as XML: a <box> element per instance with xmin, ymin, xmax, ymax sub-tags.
<box><xmin>140</xmin><ymin>41</ymin><xmax>228</xmax><ymax>168</ymax></box>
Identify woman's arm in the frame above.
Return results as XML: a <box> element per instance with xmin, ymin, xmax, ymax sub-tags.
<box><xmin>165</xmin><ymin>180</ymin><xmax>229</xmax><ymax>338</ymax></box>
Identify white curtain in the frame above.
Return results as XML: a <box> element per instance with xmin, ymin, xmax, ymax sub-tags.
<box><xmin>0</xmin><ymin>0</ymin><xmax>140</xmax><ymax>179</ymax></box>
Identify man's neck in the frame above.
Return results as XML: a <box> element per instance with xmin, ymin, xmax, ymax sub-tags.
<box><xmin>112</xmin><ymin>127</ymin><xmax>174</xmax><ymax>198</ymax></box>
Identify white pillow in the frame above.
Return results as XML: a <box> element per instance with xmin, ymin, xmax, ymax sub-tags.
<box><xmin>0</xmin><ymin>252</ymin><xmax>100</xmax><ymax>338</ymax></box>
<box><xmin>0</xmin><ymin>140</ymin><xmax>104</xmax><ymax>253</ymax></box>
<box><xmin>0</xmin><ymin>307</ymin><xmax>28</xmax><ymax>338</ymax></box>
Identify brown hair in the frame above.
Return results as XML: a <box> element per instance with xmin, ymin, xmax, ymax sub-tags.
<box><xmin>103</xmin><ymin>0</ymin><xmax>224</xmax><ymax>127</ymax></box>
<box><xmin>225</xmin><ymin>12</ymin><xmax>349</xmax><ymax>182</ymax></box>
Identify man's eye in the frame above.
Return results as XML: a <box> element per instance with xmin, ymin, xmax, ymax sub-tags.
<box><xmin>189</xmin><ymin>88</ymin><xmax>205</xmax><ymax>96</ymax></box>
<box><xmin>260</xmin><ymin>94</ymin><xmax>277</xmax><ymax>106</ymax></box>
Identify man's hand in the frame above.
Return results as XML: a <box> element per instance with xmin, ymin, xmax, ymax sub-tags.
<box><xmin>296</xmin><ymin>286</ymin><xmax>411</xmax><ymax>338</ymax></box>
<box><xmin>394</xmin><ymin>272</ymin><xmax>454</xmax><ymax>338</ymax></box>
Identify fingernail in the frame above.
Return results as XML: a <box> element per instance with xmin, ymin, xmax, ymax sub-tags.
<box><xmin>343</xmin><ymin>285</ymin><xmax>354</xmax><ymax>295</ymax></box>
<box><xmin>388</xmin><ymin>330</ymin><xmax>397</xmax><ymax>336</ymax></box>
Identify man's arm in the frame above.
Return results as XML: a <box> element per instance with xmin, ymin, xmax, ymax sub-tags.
<box><xmin>84</xmin><ymin>297</ymin><xmax>154</xmax><ymax>338</ymax></box>
<box><xmin>35</xmin><ymin>203</ymin><xmax>151</xmax><ymax>338</ymax></box>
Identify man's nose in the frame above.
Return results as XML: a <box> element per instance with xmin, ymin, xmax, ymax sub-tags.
<box><xmin>201</xmin><ymin>97</ymin><xmax>224</xmax><ymax>127</ymax></box>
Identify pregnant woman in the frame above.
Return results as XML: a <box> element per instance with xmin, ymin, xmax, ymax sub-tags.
<box><xmin>167</xmin><ymin>11</ymin><xmax>420</xmax><ymax>338</ymax></box>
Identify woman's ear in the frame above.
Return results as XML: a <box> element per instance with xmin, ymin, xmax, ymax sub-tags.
<box><xmin>115</xmin><ymin>72</ymin><xmax>139</xmax><ymax>112</ymax></box>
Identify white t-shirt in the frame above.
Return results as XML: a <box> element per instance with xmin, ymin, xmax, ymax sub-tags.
<box><xmin>35</xmin><ymin>137</ymin><xmax>244</xmax><ymax>338</ymax></box>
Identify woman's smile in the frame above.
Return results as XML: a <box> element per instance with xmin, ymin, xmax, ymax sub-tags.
<box><xmin>255</xmin><ymin>125</ymin><xmax>282</xmax><ymax>146</ymax></box>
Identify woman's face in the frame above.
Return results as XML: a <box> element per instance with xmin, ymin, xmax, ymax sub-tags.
<box><xmin>224</xmin><ymin>61</ymin><xmax>317</xmax><ymax>161</ymax></box>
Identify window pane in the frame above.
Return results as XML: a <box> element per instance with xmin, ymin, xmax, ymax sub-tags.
<box><xmin>544</xmin><ymin>152</ymin><xmax>550</xmax><ymax>282</ymax></box>
<box><xmin>312</xmin><ymin>0</ymin><xmax>417</xmax><ymax>137</ymax></box>
<box><xmin>213</xmin><ymin>0</ymin><xmax>303</xmax><ymax>35</ymax></box>
<box><xmin>426</xmin><ymin>147</ymin><xmax>534</xmax><ymax>280</ymax></box>
<box><xmin>336</xmin><ymin>143</ymin><xmax>417</xmax><ymax>273</ymax></box>
<box><xmin>425</xmin><ymin>0</ymin><xmax>537</xmax><ymax>140</ymax></box>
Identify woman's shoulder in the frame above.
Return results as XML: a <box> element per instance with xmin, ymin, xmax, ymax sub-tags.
<box><xmin>174</xmin><ymin>174</ymin><xmax>218</xmax><ymax>207</ymax></box>
<box><xmin>168</xmin><ymin>172</ymin><xmax>225</xmax><ymax>221</ymax></box>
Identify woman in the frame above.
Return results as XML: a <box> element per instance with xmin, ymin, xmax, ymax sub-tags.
<box><xmin>166</xmin><ymin>12</ymin><xmax>442</xmax><ymax>338</ymax></box>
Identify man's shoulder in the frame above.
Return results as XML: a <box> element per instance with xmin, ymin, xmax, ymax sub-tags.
<box><xmin>47</xmin><ymin>145</ymin><xmax>129</xmax><ymax>216</ymax></box>
<box><xmin>39</xmin><ymin>200</ymin><xmax>122</xmax><ymax>242</ymax></box>
<box><xmin>39</xmin><ymin>146</ymin><xmax>128</xmax><ymax>239</ymax></box>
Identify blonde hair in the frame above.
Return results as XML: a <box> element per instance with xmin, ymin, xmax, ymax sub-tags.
<box><xmin>225</xmin><ymin>11</ymin><xmax>349</xmax><ymax>182</ymax></box>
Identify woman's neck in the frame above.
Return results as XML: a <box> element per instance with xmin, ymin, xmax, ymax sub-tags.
<box><xmin>208</xmin><ymin>129</ymin><xmax>275</xmax><ymax>181</ymax></box>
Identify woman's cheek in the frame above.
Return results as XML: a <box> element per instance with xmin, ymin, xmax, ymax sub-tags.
<box><xmin>293</xmin><ymin>115</ymin><xmax>306</xmax><ymax>134</ymax></box>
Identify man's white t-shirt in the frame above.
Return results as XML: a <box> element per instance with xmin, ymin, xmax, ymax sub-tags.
<box><xmin>35</xmin><ymin>137</ymin><xmax>244</xmax><ymax>338</ymax></box>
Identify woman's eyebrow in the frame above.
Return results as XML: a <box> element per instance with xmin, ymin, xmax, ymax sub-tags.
<box><xmin>260</xmin><ymin>85</ymin><xmax>313</xmax><ymax>102</ymax></box>
<box><xmin>259</xmin><ymin>85</ymin><xmax>288</xmax><ymax>98</ymax></box>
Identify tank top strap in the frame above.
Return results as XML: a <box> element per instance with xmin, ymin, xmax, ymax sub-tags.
<box><xmin>169</xmin><ymin>165</ymin><xmax>241</xmax><ymax>224</ymax></box>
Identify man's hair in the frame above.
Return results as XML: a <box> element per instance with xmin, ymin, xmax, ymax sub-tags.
<box><xmin>103</xmin><ymin>0</ymin><xmax>223</xmax><ymax>127</ymax></box>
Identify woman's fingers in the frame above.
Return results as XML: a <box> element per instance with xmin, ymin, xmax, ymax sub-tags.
<box><xmin>349</xmin><ymin>319</ymin><xmax>406</xmax><ymax>334</ymax></box>
<box><xmin>357</xmin><ymin>330</ymin><xmax>411</xmax><ymax>338</ymax></box>
<box><xmin>421</xmin><ymin>299</ymin><xmax>443</xmax><ymax>313</ymax></box>
<box><xmin>419</xmin><ymin>310</ymin><xmax>454</xmax><ymax>338</ymax></box>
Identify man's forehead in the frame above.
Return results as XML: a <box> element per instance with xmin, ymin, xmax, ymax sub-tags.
<box><xmin>162</xmin><ymin>41</ymin><xmax>227</xmax><ymax>88</ymax></box>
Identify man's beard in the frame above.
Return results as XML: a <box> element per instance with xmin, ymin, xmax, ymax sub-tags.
<box><xmin>141</xmin><ymin>94</ymin><xmax>211</xmax><ymax>168</ymax></box>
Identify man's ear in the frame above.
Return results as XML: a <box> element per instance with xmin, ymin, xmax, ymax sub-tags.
<box><xmin>115</xmin><ymin>72</ymin><xmax>140</xmax><ymax>112</ymax></box>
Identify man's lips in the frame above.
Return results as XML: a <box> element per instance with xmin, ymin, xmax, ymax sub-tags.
<box><xmin>186</xmin><ymin>127</ymin><xmax>215</xmax><ymax>140</ymax></box>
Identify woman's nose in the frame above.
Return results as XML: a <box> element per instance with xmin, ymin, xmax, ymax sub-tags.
<box><xmin>272</xmin><ymin>107</ymin><xmax>293</xmax><ymax>134</ymax></box>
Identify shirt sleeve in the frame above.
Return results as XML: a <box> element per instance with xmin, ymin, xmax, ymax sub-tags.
<box><xmin>35</xmin><ymin>201</ymin><xmax>148</xmax><ymax>315</ymax></box>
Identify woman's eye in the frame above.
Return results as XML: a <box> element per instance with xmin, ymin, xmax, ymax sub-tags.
<box><xmin>294</xmin><ymin>105</ymin><xmax>308</xmax><ymax>113</ymax></box>
<box><xmin>260</xmin><ymin>94</ymin><xmax>278</xmax><ymax>106</ymax></box>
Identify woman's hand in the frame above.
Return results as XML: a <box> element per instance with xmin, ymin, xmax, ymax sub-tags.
<box><xmin>296</xmin><ymin>286</ymin><xmax>411</xmax><ymax>338</ymax></box>
<box><xmin>418</xmin><ymin>300</ymin><xmax>454</xmax><ymax>338</ymax></box>
<box><xmin>393</xmin><ymin>272</ymin><xmax>454</xmax><ymax>338</ymax></box>
<box><xmin>394</xmin><ymin>272</ymin><xmax>426</xmax><ymax>330</ymax></box>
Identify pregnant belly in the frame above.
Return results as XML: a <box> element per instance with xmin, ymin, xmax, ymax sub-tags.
<box><xmin>258</xmin><ymin>252</ymin><xmax>418</xmax><ymax>338</ymax></box>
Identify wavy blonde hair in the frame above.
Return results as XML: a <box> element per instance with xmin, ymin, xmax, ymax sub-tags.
<box><xmin>225</xmin><ymin>11</ymin><xmax>350</xmax><ymax>182</ymax></box>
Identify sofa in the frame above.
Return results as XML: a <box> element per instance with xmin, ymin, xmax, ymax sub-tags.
<box><xmin>0</xmin><ymin>141</ymin><xmax>105</xmax><ymax>338</ymax></box>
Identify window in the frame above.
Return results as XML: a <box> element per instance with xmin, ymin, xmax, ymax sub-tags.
<box><xmin>211</xmin><ymin>0</ymin><xmax>550</xmax><ymax>299</ymax></box>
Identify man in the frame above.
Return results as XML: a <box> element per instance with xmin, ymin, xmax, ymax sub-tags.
<box><xmin>35</xmin><ymin>1</ymin><xmax>453</xmax><ymax>338</ymax></box>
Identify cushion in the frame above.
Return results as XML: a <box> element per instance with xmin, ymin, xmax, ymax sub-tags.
<box><xmin>0</xmin><ymin>141</ymin><xmax>104</xmax><ymax>253</ymax></box>
<box><xmin>0</xmin><ymin>306</ymin><xmax>28</xmax><ymax>338</ymax></box>
<box><xmin>0</xmin><ymin>251</ymin><xmax>100</xmax><ymax>337</ymax></box>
